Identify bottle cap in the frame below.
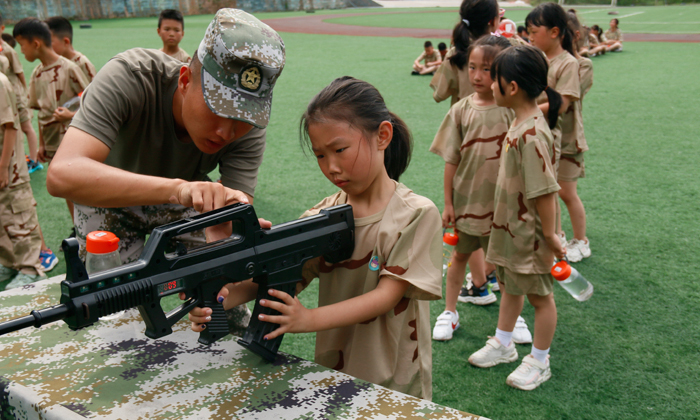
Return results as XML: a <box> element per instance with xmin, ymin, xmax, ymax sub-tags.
<box><xmin>551</xmin><ymin>261</ymin><xmax>572</xmax><ymax>281</ymax></box>
<box><xmin>443</xmin><ymin>232</ymin><xmax>459</xmax><ymax>246</ymax></box>
<box><xmin>86</xmin><ymin>231</ymin><xmax>120</xmax><ymax>254</ymax></box>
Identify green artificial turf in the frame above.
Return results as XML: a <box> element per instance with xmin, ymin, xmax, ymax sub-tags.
<box><xmin>7</xmin><ymin>9</ymin><xmax>700</xmax><ymax>419</ymax></box>
<box><xmin>327</xmin><ymin>4</ymin><xmax>700</xmax><ymax>34</ymax></box>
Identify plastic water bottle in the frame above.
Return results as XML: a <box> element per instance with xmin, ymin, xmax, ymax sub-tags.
<box><xmin>62</xmin><ymin>92</ymin><xmax>83</xmax><ymax>112</ymax></box>
<box><xmin>551</xmin><ymin>260</ymin><xmax>593</xmax><ymax>301</ymax></box>
<box><xmin>442</xmin><ymin>230</ymin><xmax>459</xmax><ymax>277</ymax></box>
<box><xmin>86</xmin><ymin>231</ymin><xmax>125</xmax><ymax>320</ymax></box>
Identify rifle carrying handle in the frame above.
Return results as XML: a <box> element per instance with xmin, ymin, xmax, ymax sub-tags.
<box><xmin>238</xmin><ymin>281</ymin><xmax>298</xmax><ymax>362</ymax></box>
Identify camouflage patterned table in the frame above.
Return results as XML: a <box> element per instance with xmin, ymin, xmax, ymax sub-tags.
<box><xmin>0</xmin><ymin>276</ymin><xmax>484</xmax><ymax>420</ymax></box>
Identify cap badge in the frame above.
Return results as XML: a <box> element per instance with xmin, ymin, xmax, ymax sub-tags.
<box><xmin>240</xmin><ymin>65</ymin><xmax>262</xmax><ymax>92</ymax></box>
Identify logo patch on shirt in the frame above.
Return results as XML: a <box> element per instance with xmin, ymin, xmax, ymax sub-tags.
<box><xmin>369</xmin><ymin>256</ymin><xmax>380</xmax><ymax>271</ymax></box>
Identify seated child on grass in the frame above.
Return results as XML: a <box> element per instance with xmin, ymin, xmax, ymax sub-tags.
<box><xmin>412</xmin><ymin>40</ymin><xmax>442</xmax><ymax>75</ymax></box>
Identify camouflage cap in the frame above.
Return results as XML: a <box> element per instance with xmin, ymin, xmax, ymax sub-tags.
<box><xmin>198</xmin><ymin>9</ymin><xmax>285</xmax><ymax>129</ymax></box>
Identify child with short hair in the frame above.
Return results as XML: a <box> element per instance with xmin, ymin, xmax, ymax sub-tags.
<box><xmin>468</xmin><ymin>45</ymin><xmax>565</xmax><ymax>391</ymax></box>
<box><xmin>412</xmin><ymin>40</ymin><xmax>441</xmax><ymax>75</ymax></box>
<box><xmin>604</xmin><ymin>18</ymin><xmax>623</xmax><ymax>52</ymax></box>
<box><xmin>429</xmin><ymin>36</ymin><xmax>514</xmax><ymax>342</ymax></box>
<box><xmin>45</xmin><ymin>16</ymin><xmax>97</xmax><ymax>82</ymax></box>
<box><xmin>158</xmin><ymin>9</ymin><xmax>190</xmax><ymax>63</ymax></box>
<box><xmin>0</xmin><ymin>71</ymin><xmax>46</xmax><ymax>290</ymax></box>
<box><xmin>437</xmin><ymin>41</ymin><xmax>448</xmax><ymax>60</ymax></box>
<box><xmin>13</xmin><ymin>18</ymin><xmax>89</xmax><ymax>221</ymax></box>
<box><xmin>0</xmin><ymin>15</ymin><xmax>41</xmax><ymax>174</ymax></box>
<box><xmin>187</xmin><ymin>76</ymin><xmax>443</xmax><ymax>400</ymax></box>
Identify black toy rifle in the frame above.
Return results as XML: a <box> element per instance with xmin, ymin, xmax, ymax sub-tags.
<box><xmin>0</xmin><ymin>203</ymin><xmax>354</xmax><ymax>362</ymax></box>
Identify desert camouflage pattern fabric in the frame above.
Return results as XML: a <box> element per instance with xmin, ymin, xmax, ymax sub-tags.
<box><xmin>298</xmin><ymin>182</ymin><xmax>443</xmax><ymax>400</ymax></box>
<box><xmin>72</xmin><ymin>202</ymin><xmax>251</xmax><ymax>332</ymax></box>
<box><xmin>0</xmin><ymin>74</ymin><xmax>42</xmax><ymax>278</ymax></box>
<box><xmin>198</xmin><ymin>8</ymin><xmax>285</xmax><ymax>129</ymax></box>
<box><xmin>1</xmin><ymin>40</ymin><xmax>31</xmax><ymax>123</ymax></box>
<box><xmin>0</xmin><ymin>277</ymin><xmax>484</xmax><ymax>420</ymax></box>
<box><xmin>429</xmin><ymin>94</ymin><xmax>514</xmax><ymax>236</ymax></box>
<box><xmin>430</xmin><ymin>47</ymin><xmax>474</xmax><ymax>106</ymax></box>
<box><xmin>71</xmin><ymin>51</ymin><xmax>98</xmax><ymax>82</ymax></box>
<box><xmin>508</xmin><ymin>36</ymin><xmax>529</xmax><ymax>47</ymax></box>
<box><xmin>538</xmin><ymin>51</ymin><xmax>580</xmax><ymax>166</ymax></box>
<box><xmin>560</xmin><ymin>57</ymin><xmax>590</xmax><ymax>156</ymax></box>
<box><xmin>605</xmin><ymin>28</ymin><xmax>623</xmax><ymax>42</ymax></box>
<box><xmin>28</xmin><ymin>55</ymin><xmax>89</xmax><ymax>153</ymax></box>
<box><xmin>0</xmin><ymin>54</ymin><xmax>8</xmax><ymax>77</ymax></box>
<box><xmin>416</xmin><ymin>49</ymin><xmax>441</xmax><ymax>65</ymax></box>
<box><xmin>578</xmin><ymin>57</ymin><xmax>594</xmax><ymax>101</ymax></box>
<box><xmin>588</xmin><ymin>33</ymin><xmax>599</xmax><ymax>47</ymax></box>
<box><xmin>162</xmin><ymin>47</ymin><xmax>191</xmax><ymax>63</ymax></box>
<box><xmin>486</xmin><ymin>112</ymin><xmax>561</xmax><ymax>275</ymax></box>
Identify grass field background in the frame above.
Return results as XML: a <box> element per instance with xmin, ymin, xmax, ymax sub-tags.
<box><xmin>6</xmin><ymin>7</ymin><xmax>700</xmax><ymax>419</ymax></box>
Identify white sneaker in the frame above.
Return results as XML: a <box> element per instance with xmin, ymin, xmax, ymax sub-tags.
<box><xmin>432</xmin><ymin>310</ymin><xmax>459</xmax><ymax>341</ymax></box>
<box><xmin>512</xmin><ymin>316</ymin><xmax>533</xmax><ymax>344</ymax></box>
<box><xmin>468</xmin><ymin>337</ymin><xmax>518</xmax><ymax>368</ymax></box>
<box><xmin>566</xmin><ymin>238</ymin><xmax>591</xmax><ymax>262</ymax></box>
<box><xmin>506</xmin><ymin>354</ymin><xmax>552</xmax><ymax>390</ymax></box>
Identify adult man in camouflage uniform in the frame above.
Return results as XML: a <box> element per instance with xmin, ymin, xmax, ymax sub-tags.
<box><xmin>46</xmin><ymin>9</ymin><xmax>286</xmax><ymax>334</ymax></box>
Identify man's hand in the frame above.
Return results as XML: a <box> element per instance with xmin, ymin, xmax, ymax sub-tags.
<box><xmin>169</xmin><ymin>181</ymin><xmax>249</xmax><ymax>213</ymax></box>
<box><xmin>53</xmin><ymin>107</ymin><xmax>75</xmax><ymax>123</ymax></box>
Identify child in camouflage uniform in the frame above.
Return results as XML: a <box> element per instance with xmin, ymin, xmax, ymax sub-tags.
<box><xmin>189</xmin><ymin>77</ymin><xmax>443</xmax><ymax>400</ymax></box>
<box><xmin>468</xmin><ymin>46</ymin><xmax>566</xmax><ymax>391</ymax></box>
<box><xmin>45</xmin><ymin>17</ymin><xmax>98</xmax><ymax>82</ymax></box>
<box><xmin>429</xmin><ymin>36</ymin><xmax>514</xmax><ymax>343</ymax></box>
<box><xmin>0</xmin><ymin>71</ymin><xmax>45</xmax><ymax>290</ymax></box>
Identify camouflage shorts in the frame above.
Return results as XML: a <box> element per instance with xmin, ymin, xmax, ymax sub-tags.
<box><xmin>16</xmin><ymin>96</ymin><xmax>31</xmax><ymax>124</ymax></box>
<box><xmin>558</xmin><ymin>153</ymin><xmax>586</xmax><ymax>182</ymax></box>
<box><xmin>455</xmin><ymin>230</ymin><xmax>490</xmax><ymax>255</ymax></box>
<box><xmin>495</xmin><ymin>265</ymin><xmax>554</xmax><ymax>296</ymax></box>
<box><xmin>73</xmin><ymin>203</ymin><xmax>251</xmax><ymax>333</ymax></box>
<box><xmin>0</xmin><ymin>184</ymin><xmax>43</xmax><ymax>276</ymax></box>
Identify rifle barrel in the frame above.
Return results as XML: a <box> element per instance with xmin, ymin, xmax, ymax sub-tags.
<box><xmin>0</xmin><ymin>304</ymin><xmax>71</xmax><ymax>335</ymax></box>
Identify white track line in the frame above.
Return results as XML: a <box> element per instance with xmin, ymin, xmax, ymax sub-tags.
<box><xmin>577</xmin><ymin>9</ymin><xmax>605</xmax><ymax>14</ymax></box>
<box><xmin>618</xmin><ymin>11</ymin><xmax>646</xmax><ymax>18</ymax></box>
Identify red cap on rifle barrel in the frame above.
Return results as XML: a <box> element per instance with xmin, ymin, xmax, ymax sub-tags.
<box><xmin>86</xmin><ymin>231</ymin><xmax>120</xmax><ymax>254</ymax></box>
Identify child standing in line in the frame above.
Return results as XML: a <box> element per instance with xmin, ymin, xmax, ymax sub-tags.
<box><xmin>526</xmin><ymin>3</ymin><xmax>581</xmax><ymax>249</ymax></box>
<box><xmin>429</xmin><ymin>36</ymin><xmax>514</xmax><ymax>342</ymax></box>
<box><xmin>468</xmin><ymin>45</ymin><xmax>565</xmax><ymax>391</ymax></box>
<box><xmin>0</xmin><ymin>16</ymin><xmax>41</xmax><ymax>174</ymax></box>
<box><xmin>187</xmin><ymin>77</ymin><xmax>443</xmax><ymax>400</ymax></box>
<box><xmin>158</xmin><ymin>9</ymin><xmax>190</xmax><ymax>63</ymax></box>
<box><xmin>45</xmin><ymin>16</ymin><xmax>97</xmax><ymax>83</ymax></box>
<box><xmin>0</xmin><ymin>70</ymin><xmax>46</xmax><ymax>290</ymax></box>
<box><xmin>430</xmin><ymin>0</ymin><xmax>501</xmax><ymax>105</ymax></box>
<box><xmin>558</xmin><ymin>11</ymin><xmax>593</xmax><ymax>263</ymax></box>
<box><xmin>13</xmin><ymin>18</ymin><xmax>89</xmax><ymax>225</ymax></box>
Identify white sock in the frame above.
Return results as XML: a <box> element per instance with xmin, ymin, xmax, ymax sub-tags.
<box><xmin>495</xmin><ymin>328</ymin><xmax>512</xmax><ymax>347</ymax></box>
<box><xmin>530</xmin><ymin>346</ymin><xmax>550</xmax><ymax>364</ymax></box>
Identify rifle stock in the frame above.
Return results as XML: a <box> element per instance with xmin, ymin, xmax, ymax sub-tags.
<box><xmin>0</xmin><ymin>203</ymin><xmax>354</xmax><ymax>362</ymax></box>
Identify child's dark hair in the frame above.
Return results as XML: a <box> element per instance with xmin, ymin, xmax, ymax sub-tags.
<box><xmin>567</xmin><ymin>9</ymin><xmax>584</xmax><ymax>52</ymax></box>
<box><xmin>300</xmin><ymin>76</ymin><xmax>413</xmax><ymax>182</ymax></box>
<box><xmin>517</xmin><ymin>25</ymin><xmax>526</xmax><ymax>33</ymax></box>
<box><xmin>525</xmin><ymin>2</ymin><xmax>575</xmax><ymax>56</ymax></box>
<box><xmin>45</xmin><ymin>16</ymin><xmax>73</xmax><ymax>43</ymax></box>
<box><xmin>438</xmin><ymin>42</ymin><xmax>447</xmax><ymax>51</ymax></box>
<box><xmin>159</xmin><ymin>9</ymin><xmax>185</xmax><ymax>29</ymax></box>
<box><xmin>1</xmin><ymin>33</ymin><xmax>15</xmax><ymax>48</ymax></box>
<box><xmin>611</xmin><ymin>18</ymin><xmax>619</xmax><ymax>26</ymax></box>
<box><xmin>424</xmin><ymin>40</ymin><xmax>433</xmax><ymax>48</ymax></box>
<box><xmin>450</xmin><ymin>0</ymin><xmax>499</xmax><ymax>70</ymax></box>
<box><xmin>591</xmin><ymin>24</ymin><xmax>603</xmax><ymax>42</ymax></box>
<box><xmin>12</xmin><ymin>18</ymin><xmax>52</xmax><ymax>47</ymax></box>
<box><xmin>468</xmin><ymin>35</ymin><xmax>512</xmax><ymax>65</ymax></box>
<box><xmin>491</xmin><ymin>45</ymin><xmax>563</xmax><ymax>129</ymax></box>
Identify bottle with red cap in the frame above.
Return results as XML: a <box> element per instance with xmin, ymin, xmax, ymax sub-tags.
<box><xmin>86</xmin><ymin>231</ymin><xmax>122</xmax><ymax>275</ymax></box>
<box><xmin>442</xmin><ymin>229</ymin><xmax>459</xmax><ymax>276</ymax></box>
<box><xmin>551</xmin><ymin>260</ymin><xmax>593</xmax><ymax>301</ymax></box>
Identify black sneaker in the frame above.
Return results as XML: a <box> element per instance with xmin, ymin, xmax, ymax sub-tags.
<box><xmin>458</xmin><ymin>282</ymin><xmax>497</xmax><ymax>305</ymax></box>
<box><xmin>411</xmin><ymin>71</ymin><xmax>420</xmax><ymax>75</ymax></box>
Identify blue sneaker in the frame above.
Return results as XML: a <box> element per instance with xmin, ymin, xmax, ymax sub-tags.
<box><xmin>27</xmin><ymin>158</ymin><xmax>43</xmax><ymax>174</ymax></box>
<box><xmin>40</xmin><ymin>249</ymin><xmax>58</xmax><ymax>272</ymax></box>
<box><xmin>487</xmin><ymin>270</ymin><xmax>499</xmax><ymax>292</ymax></box>
<box><xmin>458</xmin><ymin>281</ymin><xmax>497</xmax><ymax>305</ymax></box>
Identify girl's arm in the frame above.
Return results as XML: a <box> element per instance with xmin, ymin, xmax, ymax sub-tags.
<box><xmin>442</xmin><ymin>162</ymin><xmax>458</xmax><ymax>228</ymax></box>
<box><xmin>258</xmin><ymin>275</ymin><xmax>410</xmax><ymax>340</ymax></box>
<box><xmin>535</xmin><ymin>192</ymin><xmax>565</xmax><ymax>260</ymax></box>
<box><xmin>538</xmin><ymin>94</ymin><xmax>577</xmax><ymax>117</ymax></box>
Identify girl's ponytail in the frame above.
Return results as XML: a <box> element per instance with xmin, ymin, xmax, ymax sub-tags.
<box><xmin>544</xmin><ymin>87</ymin><xmax>563</xmax><ymax>130</ymax></box>
<box><xmin>385</xmin><ymin>112</ymin><xmax>412</xmax><ymax>182</ymax></box>
<box><xmin>450</xmin><ymin>0</ymin><xmax>499</xmax><ymax>70</ymax></box>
